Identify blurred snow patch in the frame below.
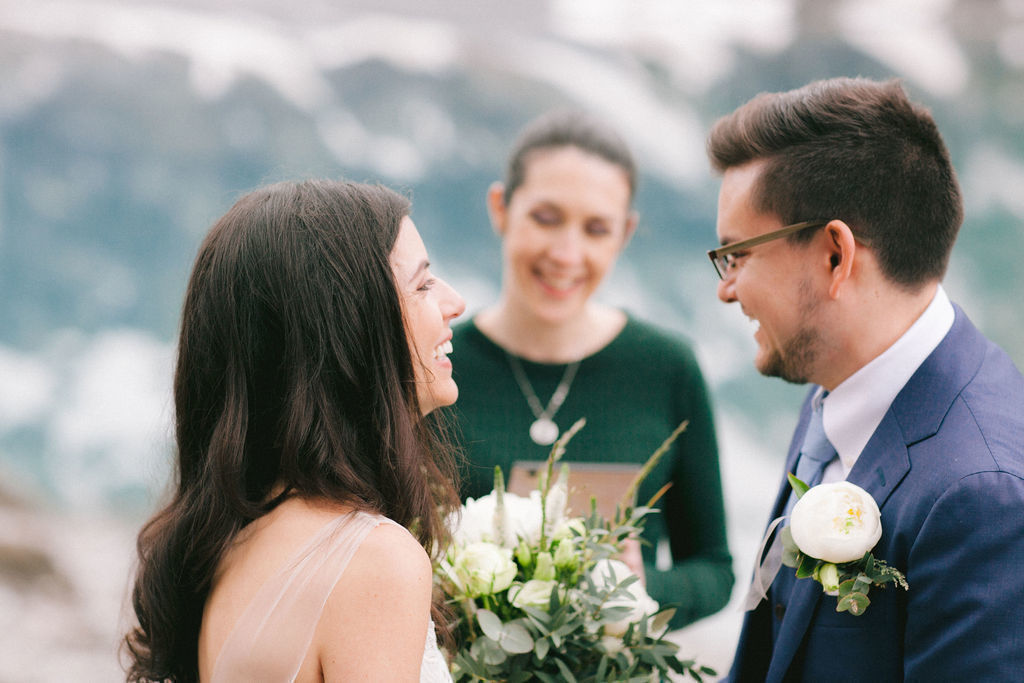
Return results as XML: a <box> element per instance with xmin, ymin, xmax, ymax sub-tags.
<box><xmin>837</xmin><ymin>0</ymin><xmax>968</xmax><ymax>97</ymax></box>
<box><xmin>550</xmin><ymin>0</ymin><xmax>796</xmax><ymax>93</ymax></box>
<box><xmin>309</xmin><ymin>13</ymin><xmax>460</xmax><ymax>74</ymax></box>
<box><xmin>41</xmin><ymin>329</ymin><xmax>175</xmax><ymax>510</ymax></box>
<box><xmin>0</xmin><ymin>0</ymin><xmax>332</xmax><ymax>109</ymax></box>
<box><xmin>963</xmin><ymin>145</ymin><xmax>1024</xmax><ymax>218</ymax></box>
<box><xmin>999</xmin><ymin>22</ymin><xmax>1024</xmax><ymax>68</ymax></box>
<box><xmin>493</xmin><ymin>37</ymin><xmax>706</xmax><ymax>186</ymax></box>
<box><xmin>0</xmin><ymin>346</ymin><xmax>56</xmax><ymax>430</ymax></box>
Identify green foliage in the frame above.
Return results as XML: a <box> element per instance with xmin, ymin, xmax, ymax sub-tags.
<box><xmin>787</xmin><ymin>473</ymin><xmax>810</xmax><ymax>499</ymax></box>
<box><xmin>448</xmin><ymin>507</ymin><xmax>710</xmax><ymax>681</ymax></box>
<box><xmin>780</xmin><ymin>535</ymin><xmax>909</xmax><ymax>616</ymax></box>
<box><xmin>443</xmin><ymin>420</ymin><xmax>712</xmax><ymax>682</ymax></box>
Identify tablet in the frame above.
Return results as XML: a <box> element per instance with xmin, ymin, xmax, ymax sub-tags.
<box><xmin>507</xmin><ymin>461</ymin><xmax>643</xmax><ymax>520</ymax></box>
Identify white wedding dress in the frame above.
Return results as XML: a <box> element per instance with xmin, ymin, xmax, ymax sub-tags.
<box><xmin>211</xmin><ymin>510</ymin><xmax>453</xmax><ymax>682</ymax></box>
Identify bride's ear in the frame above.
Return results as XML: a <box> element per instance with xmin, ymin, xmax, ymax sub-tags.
<box><xmin>486</xmin><ymin>182</ymin><xmax>508</xmax><ymax>237</ymax></box>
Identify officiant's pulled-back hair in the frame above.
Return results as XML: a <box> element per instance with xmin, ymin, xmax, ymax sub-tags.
<box><xmin>503</xmin><ymin>108</ymin><xmax>637</xmax><ymax>204</ymax></box>
<box><xmin>125</xmin><ymin>179</ymin><xmax>458</xmax><ymax>682</ymax></box>
<box><xmin>707</xmin><ymin>77</ymin><xmax>963</xmax><ymax>289</ymax></box>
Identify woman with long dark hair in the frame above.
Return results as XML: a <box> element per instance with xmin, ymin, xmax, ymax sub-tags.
<box><xmin>123</xmin><ymin>179</ymin><xmax>464</xmax><ymax>681</ymax></box>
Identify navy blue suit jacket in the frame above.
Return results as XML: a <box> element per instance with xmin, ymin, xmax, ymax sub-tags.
<box><xmin>728</xmin><ymin>306</ymin><xmax>1024</xmax><ymax>682</ymax></box>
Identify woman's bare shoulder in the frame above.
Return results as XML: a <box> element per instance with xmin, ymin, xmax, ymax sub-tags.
<box><xmin>314</xmin><ymin>519</ymin><xmax>433</xmax><ymax>680</ymax></box>
<box><xmin>199</xmin><ymin>497</ymin><xmax>359</xmax><ymax>679</ymax></box>
<box><xmin>346</xmin><ymin>520</ymin><xmax>432</xmax><ymax>595</ymax></box>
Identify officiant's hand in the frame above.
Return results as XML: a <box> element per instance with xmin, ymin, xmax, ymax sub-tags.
<box><xmin>620</xmin><ymin>536</ymin><xmax>646</xmax><ymax>587</ymax></box>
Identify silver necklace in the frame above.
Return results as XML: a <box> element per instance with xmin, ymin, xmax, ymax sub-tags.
<box><xmin>506</xmin><ymin>353</ymin><xmax>581</xmax><ymax>446</ymax></box>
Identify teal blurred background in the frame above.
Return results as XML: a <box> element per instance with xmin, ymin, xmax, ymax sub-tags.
<box><xmin>1</xmin><ymin>0</ymin><xmax>1022</xmax><ymax>678</ymax></box>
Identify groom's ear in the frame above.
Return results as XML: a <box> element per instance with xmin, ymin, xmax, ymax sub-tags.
<box><xmin>825</xmin><ymin>220</ymin><xmax>857</xmax><ymax>299</ymax></box>
<box><xmin>486</xmin><ymin>182</ymin><xmax>508</xmax><ymax>237</ymax></box>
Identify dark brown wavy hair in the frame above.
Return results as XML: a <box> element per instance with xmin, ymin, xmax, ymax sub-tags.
<box><xmin>123</xmin><ymin>179</ymin><xmax>460</xmax><ymax>682</ymax></box>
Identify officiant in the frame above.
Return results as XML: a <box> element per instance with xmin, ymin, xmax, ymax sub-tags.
<box><xmin>445</xmin><ymin>109</ymin><xmax>733</xmax><ymax>629</ymax></box>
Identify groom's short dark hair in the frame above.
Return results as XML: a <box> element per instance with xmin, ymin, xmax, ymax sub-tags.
<box><xmin>707</xmin><ymin>77</ymin><xmax>963</xmax><ymax>290</ymax></box>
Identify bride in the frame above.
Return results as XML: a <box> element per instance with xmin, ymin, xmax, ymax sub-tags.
<box><xmin>123</xmin><ymin>179</ymin><xmax>465</xmax><ymax>681</ymax></box>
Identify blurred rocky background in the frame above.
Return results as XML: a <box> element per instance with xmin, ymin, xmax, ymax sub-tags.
<box><xmin>1</xmin><ymin>0</ymin><xmax>1022</xmax><ymax>679</ymax></box>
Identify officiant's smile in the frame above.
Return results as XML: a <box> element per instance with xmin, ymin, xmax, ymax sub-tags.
<box><xmin>487</xmin><ymin>144</ymin><xmax>636</xmax><ymax>330</ymax></box>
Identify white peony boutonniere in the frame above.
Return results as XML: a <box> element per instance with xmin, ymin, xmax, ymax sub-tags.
<box><xmin>781</xmin><ymin>475</ymin><xmax>909</xmax><ymax>615</ymax></box>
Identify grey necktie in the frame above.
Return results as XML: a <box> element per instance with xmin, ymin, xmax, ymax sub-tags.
<box><xmin>785</xmin><ymin>395</ymin><xmax>836</xmax><ymax>517</ymax></box>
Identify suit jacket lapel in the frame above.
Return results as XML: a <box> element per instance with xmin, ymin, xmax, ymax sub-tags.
<box><xmin>768</xmin><ymin>577</ymin><xmax>823</xmax><ymax>681</ymax></box>
<box><xmin>848</xmin><ymin>305</ymin><xmax>984</xmax><ymax>503</ymax></box>
<box><xmin>846</xmin><ymin>415</ymin><xmax>910</xmax><ymax>508</ymax></box>
<box><xmin>765</xmin><ymin>307</ymin><xmax>983</xmax><ymax>679</ymax></box>
<box><xmin>763</xmin><ymin>412</ymin><xmax>909</xmax><ymax>681</ymax></box>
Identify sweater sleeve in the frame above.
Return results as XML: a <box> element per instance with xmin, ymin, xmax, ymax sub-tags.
<box><xmin>642</xmin><ymin>343</ymin><xmax>734</xmax><ymax>629</ymax></box>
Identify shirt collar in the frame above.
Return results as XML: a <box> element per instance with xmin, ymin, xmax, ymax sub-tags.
<box><xmin>821</xmin><ymin>285</ymin><xmax>954</xmax><ymax>476</ymax></box>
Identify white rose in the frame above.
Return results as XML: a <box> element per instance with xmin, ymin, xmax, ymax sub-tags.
<box><xmin>590</xmin><ymin>558</ymin><xmax>660</xmax><ymax>637</ymax></box>
<box><xmin>600</xmin><ymin>635</ymin><xmax>625</xmax><ymax>655</ymax></box>
<box><xmin>790</xmin><ymin>481</ymin><xmax>882</xmax><ymax>563</ymax></box>
<box><xmin>450</xmin><ymin>474</ymin><xmax>569</xmax><ymax>548</ymax></box>
<box><xmin>552</xmin><ymin>516</ymin><xmax>586</xmax><ymax>541</ymax></box>
<box><xmin>450</xmin><ymin>542</ymin><xmax>517</xmax><ymax>598</ymax></box>
<box><xmin>506</xmin><ymin>491</ymin><xmax>545</xmax><ymax>545</ymax></box>
<box><xmin>450</xmin><ymin>493</ymin><xmax>497</xmax><ymax>545</ymax></box>
<box><xmin>451</xmin><ymin>490</ymin><xmax>543</xmax><ymax>548</ymax></box>
<box><xmin>509</xmin><ymin>579</ymin><xmax>559</xmax><ymax>610</ymax></box>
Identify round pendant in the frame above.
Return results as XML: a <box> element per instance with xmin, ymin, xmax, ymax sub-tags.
<box><xmin>529</xmin><ymin>418</ymin><xmax>559</xmax><ymax>446</ymax></box>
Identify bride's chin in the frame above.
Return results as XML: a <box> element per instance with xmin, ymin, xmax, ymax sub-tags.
<box><xmin>417</xmin><ymin>385</ymin><xmax>459</xmax><ymax>416</ymax></box>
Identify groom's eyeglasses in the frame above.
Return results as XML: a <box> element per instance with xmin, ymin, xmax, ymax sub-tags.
<box><xmin>707</xmin><ymin>220</ymin><xmax>830</xmax><ymax>280</ymax></box>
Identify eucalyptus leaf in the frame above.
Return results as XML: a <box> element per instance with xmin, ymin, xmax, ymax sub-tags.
<box><xmin>534</xmin><ymin>636</ymin><xmax>550</xmax><ymax>660</ymax></box>
<box><xmin>600</xmin><ymin>605</ymin><xmax>635</xmax><ymax>623</ymax></box>
<box><xmin>471</xmin><ymin>636</ymin><xmax>508</xmax><ymax>666</ymax></box>
<box><xmin>837</xmin><ymin>591</ymin><xmax>871</xmax><ymax>615</ymax></box>
<box><xmin>476</xmin><ymin>609</ymin><xmax>503</xmax><ymax>641</ymax></box>
<box><xmin>499</xmin><ymin>621</ymin><xmax>534</xmax><ymax>654</ymax></box>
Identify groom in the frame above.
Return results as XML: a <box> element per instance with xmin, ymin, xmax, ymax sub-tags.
<box><xmin>706</xmin><ymin>77</ymin><xmax>1024</xmax><ymax>681</ymax></box>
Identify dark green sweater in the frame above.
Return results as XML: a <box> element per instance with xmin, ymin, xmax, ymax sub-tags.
<box><xmin>446</xmin><ymin>315</ymin><xmax>733</xmax><ymax>629</ymax></box>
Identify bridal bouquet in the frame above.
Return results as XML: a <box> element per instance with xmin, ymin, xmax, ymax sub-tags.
<box><xmin>437</xmin><ymin>419</ymin><xmax>713</xmax><ymax>682</ymax></box>
<box><xmin>781</xmin><ymin>475</ymin><xmax>909</xmax><ymax>615</ymax></box>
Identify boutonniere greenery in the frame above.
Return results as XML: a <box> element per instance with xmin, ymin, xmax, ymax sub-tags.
<box><xmin>782</xmin><ymin>476</ymin><xmax>909</xmax><ymax>615</ymax></box>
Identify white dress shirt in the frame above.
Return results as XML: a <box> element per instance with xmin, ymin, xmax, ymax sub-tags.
<box><xmin>819</xmin><ymin>286</ymin><xmax>955</xmax><ymax>483</ymax></box>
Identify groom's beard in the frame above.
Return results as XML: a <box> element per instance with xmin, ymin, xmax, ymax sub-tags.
<box><xmin>757</xmin><ymin>281</ymin><xmax>823</xmax><ymax>386</ymax></box>
<box><xmin>759</xmin><ymin>324</ymin><xmax>822</xmax><ymax>385</ymax></box>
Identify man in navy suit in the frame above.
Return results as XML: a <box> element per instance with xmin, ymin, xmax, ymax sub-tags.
<box><xmin>706</xmin><ymin>77</ymin><xmax>1024</xmax><ymax>681</ymax></box>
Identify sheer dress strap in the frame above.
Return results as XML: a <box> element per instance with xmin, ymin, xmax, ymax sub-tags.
<box><xmin>211</xmin><ymin>510</ymin><xmax>395</xmax><ymax>682</ymax></box>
